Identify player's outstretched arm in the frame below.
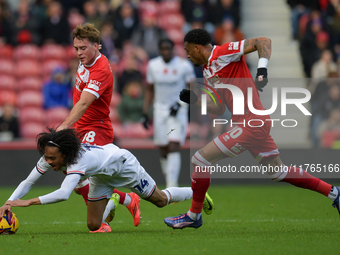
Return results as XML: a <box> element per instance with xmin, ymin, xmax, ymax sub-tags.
<box><xmin>57</xmin><ymin>91</ymin><xmax>96</xmax><ymax>131</ymax></box>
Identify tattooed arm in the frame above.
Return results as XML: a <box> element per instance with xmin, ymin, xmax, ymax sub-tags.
<box><xmin>243</xmin><ymin>37</ymin><xmax>271</xmax><ymax>59</ymax></box>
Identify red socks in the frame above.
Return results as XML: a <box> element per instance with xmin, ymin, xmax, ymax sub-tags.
<box><xmin>114</xmin><ymin>189</ymin><xmax>127</xmax><ymax>205</ymax></box>
<box><xmin>77</xmin><ymin>184</ymin><xmax>89</xmax><ymax>204</ymax></box>
<box><xmin>190</xmin><ymin>164</ymin><xmax>211</xmax><ymax>214</ymax></box>
<box><xmin>281</xmin><ymin>167</ymin><xmax>332</xmax><ymax>196</ymax></box>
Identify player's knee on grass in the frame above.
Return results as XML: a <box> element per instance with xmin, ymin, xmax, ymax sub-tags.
<box><xmin>87</xmin><ymin>219</ymin><xmax>102</xmax><ymax>231</ymax></box>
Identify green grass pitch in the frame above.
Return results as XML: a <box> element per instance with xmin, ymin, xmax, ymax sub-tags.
<box><xmin>0</xmin><ymin>184</ymin><xmax>339</xmax><ymax>255</ymax></box>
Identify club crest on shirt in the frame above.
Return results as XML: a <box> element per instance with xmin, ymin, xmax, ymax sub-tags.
<box><xmin>78</xmin><ymin>65</ymin><xmax>90</xmax><ymax>83</ymax></box>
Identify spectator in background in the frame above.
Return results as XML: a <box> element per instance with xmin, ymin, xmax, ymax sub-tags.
<box><xmin>310</xmin><ymin>49</ymin><xmax>338</xmax><ymax>92</ymax></box>
<box><xmin>214</xmin><ymin>17</ymin><xmax>244</xmax><ymax>46</ymax></box>
<box><xmin>0</xmin><ymin>1</ymin><xmax>12</xmax><ymax>44</ymax></box>
<box><xmin>117</xmin><ymin>80</ymin><xmax>145</xmax><ymax>124</ymax></box>
<box><xmin>117</xmin><ymin>55</ymin><xmax>143</xmax><ymax>95</ymax></box>
<box><xmin>43</xmin><ymin>67</ymin><xmax>72</xmax><ymax>109</ymax></box>
<box><xmin>311</xmin><ymin>83</ymin><xmax>340</xmax><ymax>146</ymax></box>
<box><xmin>213</xmin><ymin>0</ymin><xmax>241</xmax><ymax>29</ymax></box>
<box><xmin>317</xmin><ymin>108</ymin><xmax>340</xmax><ymax>145</ymax></box>
<box><xmin>41</xmin><ymin>1</ymin><xmax>70</xmax><ymax>45</ymax></box>
<box><xmin>131</xmin><ymin>12</ymin><xmax>167</xmax><ymax>59</ymax></box>
<box><xmin>83</xmin><ymin>0</ymin><xmax>103</xmax><ymax>30</ymax></box>
<box><xmin>181</xmin><ymin>0</ymin><xmax>215</xmax><ymax>35</ymax></box>
<box><xmin>7</xmin><ymin>0</ymin><xmax>42</xmax><ymax>45</ymax></box>
<box><xmin>114</xmin><ymin>2</ymin><xmax>139</xmax><ymax>49</ymax></box>
<box><xmin>312</xmin><ymin>49</ymin><xmax>337</xmax><ymax>80</ymax></box>
<box><xmin>0</xmin><ymin>103</ymin><xmax>20</xmax><ymax>141</ymax></box>
<box><xmin>286</xmin><ymin>0</ymin><xmax>318</xmax><ymax>40</ymax></box>
<box><xmin>99</xmin><ymin>21</ymin><xmax>119</xmax><ymax>63</ymax></box>
<box><xmin>97</xmin><ymin>0</ymin><xmax>115</xmax><ymax>24</ymax></box>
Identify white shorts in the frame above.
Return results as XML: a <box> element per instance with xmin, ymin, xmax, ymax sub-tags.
<box><xmin>153</xmin><ymin>105</ymin><xmax>188</xmax><ymax>146</ymax></box>
<box><xmin>88</xmin><ymin>150</ymin><xmax>156</xmax><ymax>201</ymax></box>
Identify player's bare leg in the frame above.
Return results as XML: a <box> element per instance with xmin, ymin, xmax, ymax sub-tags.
<box><xmin>87</xmin><ymin>199</ymin><xmax>111</xmax><ymax>233</ymax></box>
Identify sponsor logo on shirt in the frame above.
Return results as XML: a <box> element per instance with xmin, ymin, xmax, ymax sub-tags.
<box><xmin>87</xmin><ymin>79</ymin><xmax>101</xmax><ymax>91</ymax></box>
<box><xmin>228</xmin><ymin>42</ymin><xmax>239</xmax><ymax>50</ymax></box>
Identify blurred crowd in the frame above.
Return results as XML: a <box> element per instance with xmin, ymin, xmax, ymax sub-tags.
<box><xmin>287</xmin><ymin>0</ymin><xmax>340</xmax><ymax>147</ymax></box>
<box><xmin>0</xmin><ymin>0</ymin><xmax>242</xmax><ymax>142</ymax></box>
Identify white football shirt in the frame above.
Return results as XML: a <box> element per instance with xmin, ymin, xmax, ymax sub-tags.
<box><xmin>146</xmin><ymin>56</ymin><xmax>195</xmax><ymax>110</ymax></box>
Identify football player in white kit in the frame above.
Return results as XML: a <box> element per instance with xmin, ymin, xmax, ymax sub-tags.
<box><xmin>142</xmin><ymin>38</ymin><xmax>196</xmax><ymax>187</ymax></box>
<box><xmin>0</xmin><ymin>128</ymin><xmax>209</xmax><ymax>232</ymax></box>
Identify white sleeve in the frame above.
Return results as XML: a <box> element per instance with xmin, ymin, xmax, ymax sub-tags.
<box><xmin>8</xmin><ymin>167</ymin><xmax>44</xmax><ymax>201</ymax></box>
<box><xmin>38</xmin><ymin>174</ymin><xmax>81</xmax><ymax>205</ymax></box>
<box><xmin>184</xmin><ymin>61</ymin><xmax>196</xmax><ymax>83</ymax></box>
<box><xmin>146</xmin><ymin>61</ymin><xmax>154</xmax><ymax>84</ymax></box>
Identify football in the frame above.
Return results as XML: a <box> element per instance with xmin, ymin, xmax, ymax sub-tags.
<box><xmin>0</xmin><ymin>211</ymin><xmax>19</xmax><ymax>235</ymax></box>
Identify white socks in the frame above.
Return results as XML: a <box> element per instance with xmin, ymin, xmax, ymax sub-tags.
<box><xmin>160</xmin><ymin>157</ymin><xmax>167</xmax><ymax>176</ymax></box>
<box><xmin>165</xmin><ymin>152</ymin><xmax>181</xmax><ymax>187</ymax></box>
<box><xmin>102</xmin><ymin>199</ymin><xmax>116</xmax><ymax>223</ymax></box>
<box><xmin>162</xmin><ymin>187</ymin><xmax>193</xmax><ymax>204</ymax></box>
<box><xmin>188</xmin><ymin>210</ymin><xmax>201</xmax><ymax>221</ymax></box>
<box><xmin>123</xmin><ymin>193</ymin><xmax>131</xmax><ymax>206</ymax></box>
<box><xmin>328</xmin><ymin>186</ymin><xmax>339</xmax><ymax>201</ymax></box>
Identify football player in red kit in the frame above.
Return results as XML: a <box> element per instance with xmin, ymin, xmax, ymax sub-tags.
<box><xmin>164</xmin><ymin>28</ymin><xmax>340</xmax><ymax>229</ymax></box>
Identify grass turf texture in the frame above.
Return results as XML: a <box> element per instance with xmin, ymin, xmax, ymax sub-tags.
<box><xmin>0</xmin><ymin>184</ymin><xmax>339</xmax><ymax>255</ymax></box>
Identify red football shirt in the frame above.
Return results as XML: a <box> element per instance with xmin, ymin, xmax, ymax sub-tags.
<box><xmin>73</xmin><ymin>54</ymin><xmax>114</xmax><ymax>144</ymax></box>
<box><xmin>202</xmin><ymin>40</ymin><xmax>268</xmax><ymax>122</ymax></box>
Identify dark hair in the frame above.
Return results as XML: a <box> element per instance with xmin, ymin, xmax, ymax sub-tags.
<box><xmin>37</xmin><ymin>128</ymin><xmax>84</xmax><ymax>166</ymax></box>
<box><xmin>184</xmin><ymin>29</ymin><xmax>211</xmax><ymax>46</ymax></box>
<box><xmin>158</xmin><ymin>38</ymin><xmax>174</xmax><ymax>49</ymax></box>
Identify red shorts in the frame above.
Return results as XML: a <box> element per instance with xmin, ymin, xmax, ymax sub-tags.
<box><xmin>78</xmin><ymin>127</ymin><xmax>114</xmax><ymax>146</ymax></box>
<box><xmin>214</xmin><ymin>123</ymin><xmax>279</xmax><ymax>163</ymax></box>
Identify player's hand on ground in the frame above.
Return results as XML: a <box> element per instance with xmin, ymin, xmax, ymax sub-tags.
<box><xmin>169</xmin><ymin>102</ymin><xmax>181</xmax><ymax>116</ymax></box>
<box><xmin>255</xmin><ymin>68</ymin><xmax>268</xmax><ymax>92</ymax></box>
<box><xmin>0</xmin><ymin>204</ymin><xmax>11</xmax><ymax>218</ymax></box>
<box><xmin>179</xmin><ymin>89</ymin><xmax>198</xmax><ymax>104</ymax></box>
<box><xmin>141</xmin><ymin>114</ymin><xmax>150</xmax><ymax>129</ymax></box>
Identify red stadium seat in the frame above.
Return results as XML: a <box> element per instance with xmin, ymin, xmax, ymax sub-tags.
<box><xmin>110</xmin><ymin>92</ymin><xmax>122</xmax><ymax>108</ymax></box>
<box><xmin>0</xmin><ymin>44</ymin><xmax>14</xmax><ymax>59</ymax></box>
<box><xmin>17</xmin><ymin>91</ymin><xmax>43</xmax><ymax>108</ymax></box>
<box><xmin>0</xmin><ymin>75</ymin><xmax>16</xmax><ymax>92</ymax></box>
<box><xmin>13</xmin><ymin>44</ymin><xmax>41</xmax><ymax>61</ymax></box>
<box><xmin>68</xmin><ymin>10</ymin><xmax>85</xmax><ymax>31</ymax></box>
<box><xmin>109</xmin><ymin>107</ymin><xmax>121</xmax><ymax>124</ymax></box>
<box><xmin>0</xmin><ymin>59</ymin><xmax>15</xmax><ymax>76</ymax></box>
<box><xmin>41</xmin><ymin>44</ymin><xmax>67</xmax><ymax>62</ymax></box>
<box><xmin>158</xmin><ymin>13</ymin><xmax>185</xmax><ymax>30</ymax></box>
<box><xmin>66</xmin><ymin>45</ymin><xmax>77</xmax><ymax>61</ymax></box>
<box><xmin>123</xmin><ymin>123</ymin><xmax>152</xmax><ymax>138</ymax></box>
<box><xmin>166</xmin><ymin>28</ymin><xmax>185</xmax><ymax>45</ymax></box>
<box><xmin>0</xmin><ymin>90</ymin><xmax>17</xmax><ymax>106</ymax></box>
<box><xmin>16</xmin><ymin>59</ymin><xmax>42</xmax><ymax>79</ymax></box>
<box><xmin>42</xmin><ymin>59</ymin><xmax>67</xmax><ymax>80</ymax></box>
<box><xmin>139</xmin><ymin>1</ymin><xmax>159</xmax><ymax>20</ymax></box>
<box><xmin>19</xmin><ymin>107</ymin><xmax>45</xmax><ymax>124</ymax></box>
<box><xmin>111</xmin><ymin>123</ymin><xmax>124</xmax><ymax>138</ymax></box>
<box><xmin>159</xmin><ymin>0</ymin><xmax>181</xmax><ymax>15</ymax></box>
<box><xmin>18</xmin><ymin>77</ymin><xmax>43</xmax><ymax>92</ymax></box>
<box><xmin>45</xmin><ymin>107</ymin><xmax>70</xmax><ymax>127</ymax></box>
<box><xmin>20</xmin><ymin>122</ymin><xmax>45</xmax><ymax>139</ymax></box>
